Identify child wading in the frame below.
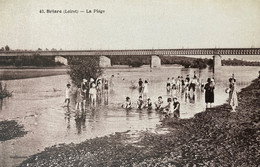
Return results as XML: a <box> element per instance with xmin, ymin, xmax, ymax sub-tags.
<box><xmin>137</xmin><ymin>96</ymin><xmax>145</xmax><ymax>109</ymax></box>
<box><xmin>155</xmin><ymin>96</ymin><xmax>164</xmax><ymax>111</ymax></box>
<box><xmin>89</xmin><ymin>83</ymin><xmax>97</xmax><ymax>107</ymax></box>
<box><xmin>65</xmin><ymin>83</ymin><xmax>71</xmax><ymax>107</ymax></box>
<box><xmin>75</xmin><ymin>85</ymin><xmax>83</xmax><ymax>110</ymax></box>
<box><xmin>122</xmin><ymin>97</ymin><xmax>132</xmax><ymax>109</ymax></box>
<box><xmin>173</xmin><ymin>97</ymin><xmax>180</xmax><ymax>118</ymax></box>
<box><xmin>145</xmin><ymin>98</ymin><xmax>153</xmax><ymax>110</ymax></box>
<box><xmin>164</xmin><ymin>98</ymin><xmax>174</xmax><ymax>116</ymax></box>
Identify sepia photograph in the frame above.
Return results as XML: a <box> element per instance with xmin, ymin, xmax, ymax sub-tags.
<box><xmin>0</xmin><ymin>0</ymin><xmax>260</xmax><ymax>166</ymax></box>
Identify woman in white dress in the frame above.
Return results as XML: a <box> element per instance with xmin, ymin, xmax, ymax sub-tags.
<box><xmin>143</xmin><ymin>80</ymin><xmax>149</xmax><ymax>100</ymax></box>
<box><xmin>228</xmin><ymin>78</ymin><xmax>238</xmax><ymax>112</ymax></box>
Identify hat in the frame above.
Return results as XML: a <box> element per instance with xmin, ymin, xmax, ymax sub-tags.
<box><xmin>90</xmin><ymin>78</ymin><xmax>94</xmax><ymax>82</ymax></box>
<box><xmin>83</xmin><ymin>79</ymin><xmax>88</xmax><ymax>82</ymax></box>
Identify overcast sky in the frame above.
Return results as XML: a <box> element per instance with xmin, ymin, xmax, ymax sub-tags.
<box><xmin>0</xmin><ymin>0</ymin><xmax>260</xmax><ymax>50</ymax></box>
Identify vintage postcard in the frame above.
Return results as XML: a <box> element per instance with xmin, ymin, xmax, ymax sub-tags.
<box><xmin>0</xmin><ymin>0</ymin><xmax>259</xmax><ymax>166</ymax></box>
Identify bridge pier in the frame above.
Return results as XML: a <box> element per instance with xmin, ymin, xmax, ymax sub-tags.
<box><xmin>150</xmin><ymin>55</ymin><xmax>161</xmax><ymax>68</ymax></box>
<box><xmin>213</xmin><ymin>54</ymin><xmax>222</xmax><ymax>72</ymax></box>
<box><xmin>99</xmin><ymin>56</ymin><xmax>111</xmax><ymax>68</ymax></box>
<box><xmin>55</xmin><ymin>56</ymin><xmax>68</xmax><ymax>65</ymax></box>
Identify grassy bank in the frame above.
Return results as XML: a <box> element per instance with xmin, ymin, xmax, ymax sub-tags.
<box><xmin>19</xmin><ymin>79</ymin><xmax>260</xmax><ymax>166</ymax></box>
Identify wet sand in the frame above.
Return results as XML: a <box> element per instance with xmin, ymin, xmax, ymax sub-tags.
<box><xmin>18</xmin><ymin>79</ymin><xmax>260</xmax><ymax>166</ymax></box>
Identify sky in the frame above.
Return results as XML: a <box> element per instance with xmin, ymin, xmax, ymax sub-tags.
<box><xmin>0</xmin><ymin>0</ymin><xmax>260</xmax><ymax>51</ymax></box>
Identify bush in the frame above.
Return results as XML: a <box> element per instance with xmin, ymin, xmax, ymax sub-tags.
<box><xmin>68</xmin><ymin>57</ymin><xmax>103</xmax><ymax>86</ymax></box>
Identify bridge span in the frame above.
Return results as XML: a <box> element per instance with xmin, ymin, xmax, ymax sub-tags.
<box><xmin>0</xmin><ymin>48</ymin><xmax>259</xmax><ymax>69</ymax></box>
<box><xmin>0</xmin><ymin>48</ymin><xmax>260</xmax><ymax>57</ymax></box>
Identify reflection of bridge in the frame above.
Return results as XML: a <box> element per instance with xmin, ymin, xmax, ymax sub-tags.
<box><xmin>0</xmin><ymin>48</ymin><xmax>259</xmax><ymax>69</ymax></box>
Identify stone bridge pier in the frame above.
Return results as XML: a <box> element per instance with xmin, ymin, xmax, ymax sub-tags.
<box><xmin>55</xmin><ymin>56</ymin><xmax>68</xmax><ymax>65</ymax></box>
<box><xmin>99</xmin><ymin>56</ymin><xmax>111</xmax><ymax>68</ymax></box>
<box><xmin>151</xmin><ymin>55</ymin><xmax>161</xmax><ymax>68</ymax></box>
<box><xmin>213</xmin><ymin>54</ymin><xmax>222</xmax><ymax>73</ymax></box>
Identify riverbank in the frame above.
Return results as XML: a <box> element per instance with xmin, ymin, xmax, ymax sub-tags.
<box><xmin>0</xmin><ymin>68</ymin><xmax>67</xmax><ymax>80</ymax></box>
<box><xmin>18</xmin><ymin>79</ymin><xmax>260</xmax><ymax>166</ymax></box>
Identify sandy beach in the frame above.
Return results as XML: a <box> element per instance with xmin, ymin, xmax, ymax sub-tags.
<box><xmin>13</xmin><ymin>78</ymin><xmax>260</xmax><ymax>166</ymax></box>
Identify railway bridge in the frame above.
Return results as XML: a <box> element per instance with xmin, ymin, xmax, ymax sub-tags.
<box><xmin>0</xmin><ymin>48</ymin><xmax>259</xmax><ymax>70</ymax></box>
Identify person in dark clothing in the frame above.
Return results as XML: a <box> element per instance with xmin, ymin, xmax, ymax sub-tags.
<box><xmin>173</xmin><ymin>97</ymin><xmax>180</xmax><ymax>118</ymax></box>
<box><xmin>204</xmin><ymin>78</ymin><xmax>215</xmax><ymax>108</ymax></box>
<box><xmin>138</xmin><ymin>78</ymin><xmax>143</xmax><ymax>95</ymax></box>
<box><xmin>186</xmin><ymin>75</ymin><xmax>190</xmax><ymax>83</ymax></box>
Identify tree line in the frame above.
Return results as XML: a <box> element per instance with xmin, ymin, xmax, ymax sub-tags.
<box><xmin>222</xmin><ymin>58</ymin><xmax>260</xmax><ymax>66</ymax></box>
<box><xmin>0</xmin><ymin>54</ymin><xmax>63</xmax><ymax>67</ymax></box>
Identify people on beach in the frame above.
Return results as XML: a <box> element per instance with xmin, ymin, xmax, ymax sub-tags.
<box><xmin>204</xmin><ymin>78</ymin><xmax>215</xmax><ymax>108</ymax></box>
<box><xmin>186</xmin><ymin>75</ymin><xmax>190</xmax><ymax>83</ymax></box>
<box><xmin>189</xmin><ymin>76</ymin><xmax>198</xmax><ymax>92</ymax></box>
<box><xmin>164</xmin><ymin>98</ymin><xmax>174</xmax><ymax>116</ymax></box>
<box><xmin>166</xmin><ymin>78</ymin><xmax>171</xmax><ymax>95</ymax></box>
<box><xmin>75</xmin><ymin>85</ymin><xmax>83</xmax><ymax>110</ymax></box>
<box><xmin>176</xmin><ymin>76</ymin><xmax>181</xmax><ymax>90</ymax></box>
<box><xmin>122</xmin><ymin>97</ymin><xmax>132</xmax><ymax>109</ymax></box>
<box><xmin>143</xmin><ymin>80</ymin><xmax>149</xmax><ymax>99</ymax></box>
<box><xmin>171</xmin><ymin>77</ymin><xmax>176</xmax><ymax>88</ymax></box>
<box><xmin>89</xmin><ymin>83</ymin><xmax>97</xmax><ymax>107</ymax></box>
<box><xmin>184</xmin><ymin>79</ymin><xmax>190</xmax><ymax>97</ymax></box>
<box><xmin>65</xmin><ymin>83</ymin><xmax>71</xmax><ymax>107</ymax></box>
<box><xmin>155</xmin><ymin>96</ymin><xmax>164</xmax><ymax>110</ymax></box>
<box><xmin>109</xmin><ymin>75</ymin><xmax>114</xmax><ymax>91</ymax></box>
<box><xmin>173</xmin><ymin>97</ymin><xmax>180</xmax><ymax>118</ymax></box>
<box><xmin>137</xmin><ymin>96</ymin><xmax>145</xmax><ymax>109</ymax></box>
<box><xmin>81</xmin><ymin>79</ymin><xmax>88</xmax><ymax>109</ymax></box>
<box><xmin>228</xmin><ymin>78</ymin><xmax>238</xmax><ymax>112</ymax></box>
<box><xmin>96</xmin><ymin>78</ymin><xmax>103</xmax><ymax>95</ymax></box>
<box><xmin>138</xmin><ymin>78</ymin><xmax>144</xmax><ymax>96</ymax></box>
<box><xmin>104</xmin><ymin>79</ymin><xmax>109</xmax><ymax>94</ymax></box>
<box><xmin>145</xmin><ymin>98</ymin><xmax>153</xmax><ymax>110</ymax></box>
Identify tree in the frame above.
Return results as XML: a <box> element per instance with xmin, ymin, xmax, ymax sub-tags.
<box><xmin>0</xmin><ymin>47</ymin><xmax>4</xmax><ymax>51</ymax></box>
<box><xmin>5</xmin><ymin>45</ymin><xmax>10</xmax><ymax>51</ymax></box>
<box><xmin>68</xmin><ymin>57</ymin><xmax>103</xmax><ymax>86</ymax></box>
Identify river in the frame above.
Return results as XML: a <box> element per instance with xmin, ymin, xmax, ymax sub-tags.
<box><xmin>0</xmin><ymin>65</ymin><xmax>259</xmax><ymax>167</ymax></box>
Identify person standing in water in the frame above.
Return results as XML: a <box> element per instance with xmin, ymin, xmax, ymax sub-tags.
<box><xmin>166</xmin><ymin>78</ymin><xmax>171</xmax><ymax>95</ymax></box>
<box><xmin>164</xmin><ymin>98</ymin><xmax>174</xmax><ymax>117</ymax></box>
<box><xmin>89</xmin><ymin>83</ymin><xmax>97</xmax><ymax>107</ymax></box>
<box><xmin>137</xmin><ymin>96</ymin><xmax>145</xmax><ymax>109</ymax></box>
<box><xmin>173</xmin><ymin>97</ymin><xmax>180</xmax><ymax>118</ymax></box>
<box><xmin>65</xmin><ymin>83</ymin><xmax>71</xmax><ymax>107</ymax></box>
<box><xmin>122</xmin><ymin>97</ymin><xmax>132</xmax><ymax>109</ymax></box>
<box><xmin>81</xmin><ymin>79</ymin><xmax>88</xmax><ymax>109</ymax></box>
<box><xmin>228</xmin><ymin>78</ymin><xmax>238</xmax><ymax>112</ymax></box>
<box><xmin>109</xmin><ymin>75</ymin><xmax>114</xmax><ymax>91</ymax></box>
<box><xmin>145</xmin><ymin>98</ymin><xmax>153</xmax><ymax>110</ymax></box>
<box><xmin>138</xmin><ymin>78</ymin><xmax>144</xmax><ymax>96</ymax></box>
<box><xmin>75</xmin><ymin>85</ymin><xmax>83</xmax><ymax>111</ymax></box>
<box><xmin>204</xmin><ymin>78</ymin><xmax>215</xmax><ymax>108</ymax></box>
<box><xmin>155</xmin><ymin>96</ymin><xmax>164</xmax><ymax>110</ymax></box>
<box><xmin>143</xmin><ymin>80</ymin><xmax>149</xmax><ymax>100</ymax></box>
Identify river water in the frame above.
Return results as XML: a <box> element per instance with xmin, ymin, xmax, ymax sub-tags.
<box><xmin>0</xmin><ymin>65</ymin><xmax>259</xmax><ymax>167</ymax></box>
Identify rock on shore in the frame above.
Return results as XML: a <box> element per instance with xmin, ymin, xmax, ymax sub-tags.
<box><xmin>19</xmin><ymin>79</ymin><xmax>260</xmax><ymax>166</ymax></box>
